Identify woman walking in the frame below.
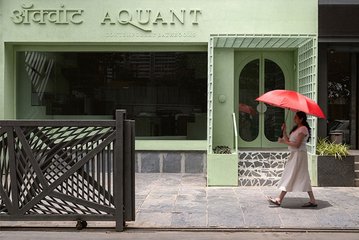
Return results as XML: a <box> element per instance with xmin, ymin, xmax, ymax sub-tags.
<box><xmin>268</xmin><ymin>111</ymin><xmax>317</xmax><ymax>207</ymax></box>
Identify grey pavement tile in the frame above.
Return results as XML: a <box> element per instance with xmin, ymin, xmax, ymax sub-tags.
<box><xmin>207</xmin><ymin>206</ymin><xmax>242</xmax><ymax>215</ymax></box>
<box><xmin>348</xmin><ymin>210</ymin><xmax>359</xmax><ymax>226</ymax></box>
<box><xmin>279</xmin><ymin>212</ymin><xmax>320</xmax><ymax>228</ymax></box>
<box><xmin>135</xmin><ymin>189</ymin><xmax>152</xmax><ymax>195</ymax></box>
<box><xmin>235</xmin><ymin>190</ymin><xmax>267</xmax><ymax>197</ymax></box>
<box><xmin>176</xmin><ymin>194</ymin><xmax>206</xmax><ymax>202</ymax></box>
<box><xmin>206</xmin><ymin>191</ymin><xmax>237</xmax><ymax>197</ymax></box>
<box><xmin>346</xmin><ymin>188</ymin><xmax>359</xmax><ymax>196</ymax></box>
<box><xmin>154</xmin><ymin>180</ymin><xmax>182</xmax><ymax>186</ymax></box>
<box><xmin>181</xmin><ymin>173</ymin><xmax>207</xmax><ymax>178</ymax></box>
<box><xmin>244</xmin><ymin>212</ymin><xmax>282</xmax><ymax>228</ymax></box>
<box><xmin>236</xmin><ymin>194</ymin><xmax>268</xmax><ymax>202</ymax></box>
<box><xmin>173</xmin><ymin>202</ymin><xmax>207</xmax><ymax>213</ymax></box>
<box><xmin>240</xmin><ymin>205</ymin><xmax>276</xmax><ymax>214</ymax></box>
<box><xmin>181</xmin><ymin>175</ymin><xmax>207</xmax><ymax>183</ymax></box>
<box><xmin>171</xmin><ymin>212</ymin><xmax>207</xmax><ymax>227</ymax></box>
<box><xmin>315</xmin><ymin>212</ymin><xmax>358</xmax><ymax>228</ymax></box>
<box><xmin>140</xmin><ymin>194</ymin><xmax>177</xmax><ymax>212</ymax></box>
<box><xmin>206</xmin><ymin>187</ymin><xmax>236</xmax><ymax>193</ymax></box>
<box><xmin>142</xmin><ymin>196</ymin><xmax>177</xmax><ymax>206</ymax></box>
<box><xmin>232</xmin><ymin>186</ymin><xmax>263</xmax><ymax>193</ymax></box>
<box><xmin>135</xmin><ymin>183</ymin><xmax>156</xmax><ymax>189</ymax></box>
<box><xmin>134</xmin><ymin>212</ymin><xmax>172</xmax><ymax>227</ymax></box>
<box><xmin>181</xmin><ymin>182</ymin><xmax>207</xmax><ymax>187</ymax></box>
<box><xmin>135</xmin><ymin>194</ymin><xmax>148</xmax><ymax>200</ymax></box>
<box><xmin>178</xmin><ymin>188</ymin><xmax>206</xmax><ymax>195</ymax></box>
<box><xmin>207</xmin><ymin>200</ymin><xmax>240</xmax><ymax>207</ymax></box>
<box><xmin>208</xmin><ymin>213</ymin><xmax>245</xmax><ymax>227</ymax></box>
<box><xmin>180</xmin><ymin>183</ymin><xmax>206</xmax><ymax>188</ymax></box>
<box><xmin>207</xmin><ymin>193</ymin><xmax>236</xmax><ymax>198</ymax></box>
<box><xmin>149</xmin><ymin>187</ymin><xmax>179</xmax><ymax>195</ymax></box>
<box><xmin>135</xmin><ymin>203</ymin><xmax>143</xmax><ymax>211</ymax></box>
<box><xmin>138</xmin><ymin>205</ymin><xmax>174</xmax><ymax>212</ymax></box>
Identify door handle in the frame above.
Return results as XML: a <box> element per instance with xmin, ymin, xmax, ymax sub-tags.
<box><xmin>256</xmin><ymin>102</ymin><xmax>267</xmax><ymax>114</ymax></box>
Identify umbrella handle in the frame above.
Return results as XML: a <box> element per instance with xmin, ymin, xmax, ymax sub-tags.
<box><xmin>279</xmin><ymin>111</ymin><xmax>290</xmax><ymax>138</ymax></box>
<box><xmin>285</xmin><ymin>110</ymin><xmax>289</xmax><ymax>122</ymax></box>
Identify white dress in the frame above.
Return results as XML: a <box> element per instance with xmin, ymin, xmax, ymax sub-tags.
<box><xmin>277</xmin><ymin>126</ymin><xmax>312</xmax><ymax>192</ymax></box>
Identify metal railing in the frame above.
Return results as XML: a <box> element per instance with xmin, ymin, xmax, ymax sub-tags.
<box><xmin>232</xmin><ymin>113</ymin><xmax>238</xmax><ymax>154</ymax></box>
<box><xmin>0</xmin><ymin>110</ymin><xmax>135</xmax><ymax>231</ymax></box>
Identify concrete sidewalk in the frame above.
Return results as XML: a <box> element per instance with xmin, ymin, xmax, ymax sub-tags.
<box><xmin>132</xmin><ymin>173</ymin><xmax>359</xmax><ymax>229</ymax></box>
<box><xmin>1</xmin><ymin>173</ymin><xmax>359</xmax><ymax>230</ymax></box>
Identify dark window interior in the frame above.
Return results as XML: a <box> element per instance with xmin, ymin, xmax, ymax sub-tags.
<box><xmin>19</xmin><ymin>52</ymin><xmax>208</xmax><ymax>139</ymax></box>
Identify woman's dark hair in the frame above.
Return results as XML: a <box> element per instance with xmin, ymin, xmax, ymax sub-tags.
<box><xmin>289</xmin><ymin>111</ymin><xmax>311</xmax><ymax>142</ymax></box>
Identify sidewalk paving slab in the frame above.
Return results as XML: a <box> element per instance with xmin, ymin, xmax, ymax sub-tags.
<box><xmin>1</xmin><ymin>173</ymin><xmax>358</xmax><ymax>230</ymax></box>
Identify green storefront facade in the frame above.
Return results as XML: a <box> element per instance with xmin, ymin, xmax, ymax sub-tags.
<box><xmin>1</xmin><ymin>0</ymin><xmax>320</xmax><ymax>185</ymax></box>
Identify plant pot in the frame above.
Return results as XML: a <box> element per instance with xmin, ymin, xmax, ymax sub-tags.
<box><xmin>207</xmin><ymin>153</ymin><xmax>238</xmax><ymax>187</ymax></box>
<box><xmin>317</xmin><ymin>155</ymin><xmax>355</xmax><ymax>187</ymax></box>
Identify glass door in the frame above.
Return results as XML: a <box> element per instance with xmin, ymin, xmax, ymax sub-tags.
<box><xmin>235</xmin><ymin>52</ymin><xmax>292</xmax><ymax>148</ymax></box>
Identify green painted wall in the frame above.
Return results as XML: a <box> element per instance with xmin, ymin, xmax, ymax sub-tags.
<box><xmin>308</xmin><ymin>153</ymin><xmax>318</xmax><ymax>186</ymax></box>
<box><xmin>0</xmin><ymin>0</ymin><xmax>318</xmax><ymax>44</ymax></box>
<box><xmin>0</xmin><ymin>0</ymin><xmax>318</xmax><ymax>151</ymax></box>
<box><xmin>212</xmin><ymin>49</ymin><xmax>235</xmax><ymax>150</ymax></box>
<box><xmin>207</xmin><ymin>153</ymin><xmax>238</xmax><ymax>186</ymax></box>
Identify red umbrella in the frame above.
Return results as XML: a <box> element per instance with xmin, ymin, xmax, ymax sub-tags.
<box><xmin>239</xmin><ymin>103</ymin><xmax>258</xmax><ymax>116</ymax></box>
<box><xmin>255</xmin><ymin>90</ymin><xmax>326</xmax><ymax>119</ymax></box>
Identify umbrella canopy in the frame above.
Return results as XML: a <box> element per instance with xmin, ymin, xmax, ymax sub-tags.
<box><xmin>239</xmin><ymin>103</ymin><xmax>258</xmax><ymax>116</ymax></box>
<box><xmin>255</xmin><ymin>90</ymin><xmax>326</xmax><ymax>119</ymax></box>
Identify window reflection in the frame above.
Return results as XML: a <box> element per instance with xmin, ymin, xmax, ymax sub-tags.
<box><xmin>238</xmin><ymin>59</ymin><xmax>259</xmax><ymax>142</ymax></box>
<box><xmin>327</xmin><ymin>52</ymin><xmax>351</xmax><ymax>144</ymax></box>
<box><xmin>17</xmin><ymin>52</ymin><xmax>207</xmax><ymax>139</ymax></box>
<box><xmin>264</xmin><ymin>59</ymin><xmax>285</xmax><ymax>141</ymax></box>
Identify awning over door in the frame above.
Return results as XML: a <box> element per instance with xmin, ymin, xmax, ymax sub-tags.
<box><xmin>212</xmin><ymin>34</ymin><xmax>315</xmax><ymax>49</ymax></box>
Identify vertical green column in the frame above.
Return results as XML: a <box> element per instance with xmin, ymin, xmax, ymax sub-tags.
<box><xmin>2</xmin><ymin>44</ymin><xmax>15</xmax><ymax>119</ymax></box>
<box><xmin>212</xmin><ymin>48</ymin><xmax>235</xmax><ymax>150</ymax></box>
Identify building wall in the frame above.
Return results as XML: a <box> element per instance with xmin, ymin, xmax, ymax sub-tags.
<box><xmin>0</xmin><ymin>0</ymin><xmax>318</xmax><ymax>150</ymax></box>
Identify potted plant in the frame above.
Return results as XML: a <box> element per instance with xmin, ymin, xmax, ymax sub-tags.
<box><xmin>207</xmin><ymin>146</ymin><xmax>238</xmax><ymax>187</ymax></box>
<box><xmin>315</xmin><ymin>137</ymin><xmax>355</xmax><ymax>187</ymax></box>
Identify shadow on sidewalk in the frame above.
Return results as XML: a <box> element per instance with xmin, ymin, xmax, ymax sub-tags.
<box><xmin>268</xmin><ymin>197</ymin><xmax>332</xmax><ymax>210</ymax></box>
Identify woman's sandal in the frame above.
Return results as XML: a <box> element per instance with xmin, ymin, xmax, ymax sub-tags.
<box><xmin>268</xmin><ymin>197</ymin><xmax>281</xmax><ymax>206</ymax></box>
<box><xmin>302</xmin><ymin>202</ymin><xmax>318</xmax><ymax>207</ymax></box>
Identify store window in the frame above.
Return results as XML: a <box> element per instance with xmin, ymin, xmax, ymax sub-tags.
<box><xmin>327</xmin><ymin>52</ymin><xmax>351</xmax><ymax>144</ymax></box>
<box><xmin>16</xmin><ymin>52</ymin><xmax>207</xmax><ymax>140</ymax></box>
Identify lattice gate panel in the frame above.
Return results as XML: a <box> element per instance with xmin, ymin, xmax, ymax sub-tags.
<box><xmin>298</xmin><ymin>37</ymin><xmax>318</xmax><ymax>154</ymax></box>
<box><xmin>28</xmin><ymin>195</ymin><xmax>110</xmax><ymax>215</ymax></box>
<box><xmin>1</xmin><ymin>112</ymin><xmax>135</xmax><ymax>231</ymax></box>
<box><xmin>53</xmin><ymin>144</ymin><xmax>115</xmax><ymax>208</ymax></box>
<box><xmin>0</xmin><ymin>129</ymin><xmax>12</xmax><ymax>213</ymax></box>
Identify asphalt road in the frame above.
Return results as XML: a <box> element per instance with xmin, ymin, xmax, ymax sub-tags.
<box><xmin>1</xmin><ymin>229</ymin><xmax>359</xmax><ymax>240</ymax></box>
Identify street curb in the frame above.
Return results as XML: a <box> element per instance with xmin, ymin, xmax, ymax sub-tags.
<box><xmin>1</xmin><ymin>226</ymin><xmax>359</xmax><ymax>233</ymax></box>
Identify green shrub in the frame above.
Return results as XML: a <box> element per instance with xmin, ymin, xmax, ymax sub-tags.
<box><xmin>213</xmin><ymin>145</ymin><xmax>231</xmax><ymax>154</ymax></box>
<box><xmin>316</xmin><ymin>137</ymin><xmax>350</xmax><ymax>160</ymax></box>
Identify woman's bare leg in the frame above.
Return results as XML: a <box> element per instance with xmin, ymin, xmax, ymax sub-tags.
<box><xmin>269</xmin><ymin>191</ymin><xmax>287</xmax><ymax>204</ymax></box>
<box><xmin>306</xmin><ymin>191</ymin><xmax>317</xmax><ymax>205</ymax></box>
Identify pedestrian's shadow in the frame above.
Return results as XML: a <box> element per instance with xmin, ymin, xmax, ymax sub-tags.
<box><xmin>268</xmin><ymin>197</ymin><xmax>332</xmax><ymax>210</ymax></box>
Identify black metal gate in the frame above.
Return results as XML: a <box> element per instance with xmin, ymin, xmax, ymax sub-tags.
<box><xmin>0</xmin><ymin>110</ymin><xmax>135</xmax><ymax>231</ymax></box>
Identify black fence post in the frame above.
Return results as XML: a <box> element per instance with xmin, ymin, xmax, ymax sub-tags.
<box><xmin>114</xmin><ymin>110</ymin><xmax>125</xmax><ymax>231</ymax></box>
<box><xmin>124</xmin><ymin>120</ymin><xmax>134</xmax><ymax>221</ymax></box>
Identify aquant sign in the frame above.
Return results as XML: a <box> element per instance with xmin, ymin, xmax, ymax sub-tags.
<box><xmin>101</xmin><ymin>9</ymin><xmax>202</xmax><ymax>32</ymax></box>
<box><xmin>10</xmin><ymin>4</ymin><xmax>202</xmax><ymax>33</ymax></box>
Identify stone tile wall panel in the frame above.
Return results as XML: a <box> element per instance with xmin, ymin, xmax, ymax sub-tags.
<box><xmin>238</xmin><ymin>151</ymin><xmax>290</xmax><ymax>186</ymax></box>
